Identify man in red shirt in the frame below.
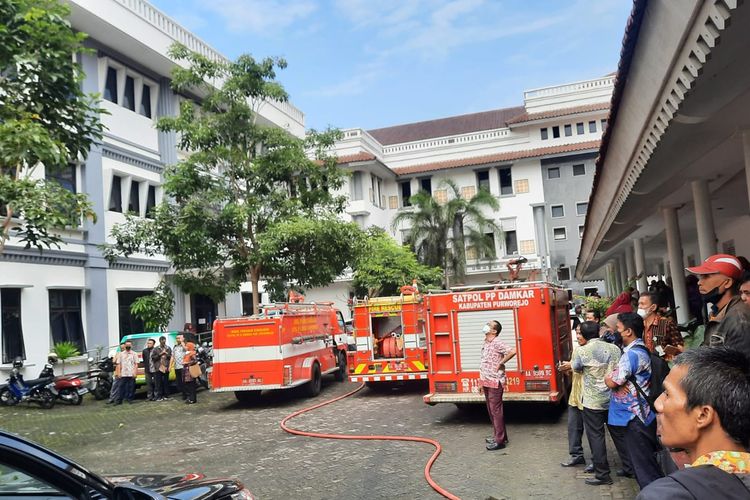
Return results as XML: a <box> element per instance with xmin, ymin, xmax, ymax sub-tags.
<box><xmin>480</xmin><ymin>320</ymin><xmax>516</xmax><ymax>451</ymax></box>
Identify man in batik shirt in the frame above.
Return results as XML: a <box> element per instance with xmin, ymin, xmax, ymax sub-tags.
<box><xmin>479</xmin><ymin>320</ymin><xmax>516</xmax><ymax>451</ymax></box>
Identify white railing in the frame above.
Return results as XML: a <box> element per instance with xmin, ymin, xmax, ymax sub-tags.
<box><xmin>381</xmin><ymin>127</ymin><xmax>512</xmax><ymax>155</ymax></box>
<box><xmin>524</xmin><ymin>76</ymin><xmax>615</xmax><ymax>100</ymax></box>
<box><xmin>112</xmin><ymin>0</ymin><xmax>304</xmax><ymax>125</ymax></box>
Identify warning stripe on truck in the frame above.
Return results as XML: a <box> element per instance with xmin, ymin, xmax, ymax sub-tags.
<box><xmin>352</xmin><ymin>360</ymin><xmax>426</xmax><ymax>375</ymax></box>
<box><xmin>351</xmin><ymin>373</ymin><xmax>428</xmax><ymax>382</ymax></box>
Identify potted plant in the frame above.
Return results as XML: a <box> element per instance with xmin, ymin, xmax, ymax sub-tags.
<box><xmin>51</xmin><ymin>341</ymin><xmax>81</xmax><ymax>375</ymax></box>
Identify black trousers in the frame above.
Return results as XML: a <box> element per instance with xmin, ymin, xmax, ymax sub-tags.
<box><xmin>607</xmin><ymin>423</ymin><xmax>634</xmax><ymax>475</ymax></box>
<box><xmin>625</xmin><ymin>418</ymin><xmax>664</xmax><ymax>489</ymax></box>
<box><xmin>144</xmin><ymin>371</ymin><xmax>155</xmax><ymax>399</ymax></box>
<box><xmin>118</xmin><ymin>377</ymin><xmax>135</xmax><ymax>402</ymax></box>
<box><xmin>567</xmin><ymin>406</ymin><xmax>585</xmax><ymax>460</ymax></box>
<box><xmin>582</xmin><ymin>408</ymin><xmax>610</xmax><ymax>480</ymax></box>
<box><xmin>185</xmin><ymin>379</ymin><xmax>197</xmax><ymax>403</ymax></box>
<box><xmin>154</xmin><ymin>371</ymin><xmax>169</xmax><ymax>398</ymax></box>
<box><xmin>174</xmin><ymin>368</ymin><xmax>185</xmax><ymax>398</ymax></box>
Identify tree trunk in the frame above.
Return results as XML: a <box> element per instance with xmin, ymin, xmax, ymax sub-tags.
<box><xmin>452</xmin><ymin>215</ymin><xmax>466</xmax><ymax>284</ymax></box>
<box><xmin>249</xmin><ymin>266</ymin><xmax>261</xmax><ymax>315</ymax></box>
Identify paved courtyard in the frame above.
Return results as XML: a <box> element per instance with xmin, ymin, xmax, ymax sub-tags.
<box><xmin>0</xmin><ymin>379</ymin><xmax>638</xmax><ymax>499</ymax></box>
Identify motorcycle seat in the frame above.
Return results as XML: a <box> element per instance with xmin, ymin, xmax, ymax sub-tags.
<box><xmin>22</xmin><ymin>377</ymin><xmax>54</xmax><ymax>387</ymax></box>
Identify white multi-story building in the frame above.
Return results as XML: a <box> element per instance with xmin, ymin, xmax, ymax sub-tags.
<box><xmin>305</xmin><ymin>76</ymin><xmax>614</xmax><ymax>313</ymax></box>
<box><xmin>0</xmin><ymin>0</ymin><xmax>613</xmax><ymax>375</ymax></box>
<box><xmin>0</xmin><ymin>0</ymin><xmax>303</xmax><ymax>374</ymax></box>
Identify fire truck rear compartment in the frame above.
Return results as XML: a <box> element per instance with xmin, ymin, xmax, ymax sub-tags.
<box><xmin>371</xmin><ymin>315</ymin><xmax>405</xmax><ymax>360</ymax></box>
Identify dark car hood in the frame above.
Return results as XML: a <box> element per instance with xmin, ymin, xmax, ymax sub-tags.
<box><xmin>106</xmin><ymin>473</ymin><xmax>244</xmax><ymax>500</ymax></box>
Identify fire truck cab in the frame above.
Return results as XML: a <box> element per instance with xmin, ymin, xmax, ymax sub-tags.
<box><xmin>211</xmin><ymin>301</ymin><xmax>349</xmax><ymax>403</ymax></box>
<box><xmin>349</xmin><ymin>288</ymin><xmax>429</xmax><ymax>384</ymax></box>
<box><xmin>423</xmin><ymin>282</ymin><xmax>571</xmax><ymax>405</ymax></box>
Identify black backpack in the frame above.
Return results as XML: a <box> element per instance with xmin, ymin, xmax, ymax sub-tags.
<box><xmin>627</xmin><ymin>344</ymin><xmax>670</xmax><ymax>412</ymax></box>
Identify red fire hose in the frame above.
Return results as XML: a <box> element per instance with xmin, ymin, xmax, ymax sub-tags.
<box><xmin>280</xmin><ymin>384</ymin><xmax>460</xmax><ymax>500</ymax></box>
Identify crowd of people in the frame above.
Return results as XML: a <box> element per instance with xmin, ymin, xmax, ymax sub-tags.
<box><xmin>106</xmin><ymin>329</ymin><xmax>202</xmax><ymax>405</ymax></box>
<box><xmin>556</xmin><ymin>253</ymin><xmax>750</xmax><ymax>496</ymax></box>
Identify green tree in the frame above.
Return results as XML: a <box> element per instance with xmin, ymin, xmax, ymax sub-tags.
<box><xmin>103</xmin><ymin>43</ymin><xmax>358</xmax><ymax>316</ymax></box>
<box><xmin>130</xmin><ymin>280</ymin><xmax>175</xmax><ymax>332</ymax></box>
<box><xmin>392</xmin><ymin>180</ymin><xmax>499</xmax><ymax>286</ymax></box>
<box><xmin>0</xmin><ymin>0</ymin><xmax>104</xmax><ymax>252</ymax></box>
<box><xmin>352</xmin><ymin>227</ymin><xmax>443</xmax><ymax>297</ymax></box>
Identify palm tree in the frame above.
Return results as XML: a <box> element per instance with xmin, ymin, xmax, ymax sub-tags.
<box><xmin>392</xmin><ymin>180</ymin><xmax>500</xmax><ymax>286</ymax></box>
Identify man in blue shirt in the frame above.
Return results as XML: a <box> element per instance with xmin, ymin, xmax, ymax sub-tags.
<box><xmin>605</xmin><ymin>312</ymin><xmax>664</xmax><ymax>489</ymax></box>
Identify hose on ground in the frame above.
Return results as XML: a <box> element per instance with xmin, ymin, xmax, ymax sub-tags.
<box><xmin>280</xmin><ymin>384</ymin><xmax>460</xmax><ymax>500</ymax></box>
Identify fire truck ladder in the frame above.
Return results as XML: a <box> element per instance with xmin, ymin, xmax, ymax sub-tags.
<box><xmin>429</xmin><ymin>309</ymin><xmax>458</xmax><ymax>375</ymax></box>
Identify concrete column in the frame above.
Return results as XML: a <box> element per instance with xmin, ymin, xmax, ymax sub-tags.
<box><xmin>157</xmin><ymin>78</ymin><xmax>179</xmax><ymax>166</ymax></box>
<box><xmin>618</xmin><ymin>255</ymin><xmax>628</xmax><ymax>289</ymax></box>
<box><xmin>531</xmin><ymin>204</ymin><xmax>549</xmax><ymax>282</ymax></box>
<box><xmin>606</xmin><ymin>263</ymin><xmax>614</xmax><ymax>297</ymax></box>
<box><xmin>663</xmin><ymin>255</ymin><xmax>671</xmax><ymax>280</ymax></box>
<box><xmin>625</xmin><ymin>245</ymin><xmax>636</xmax><ymax>284</ymax></box>
<box><xmin>634</xmin><ymin>238</ymin><xmax>648</xmax><ymax>292</ymax></box>
<box><xmin>611</xmin><ymin>260</ymin><xmax>621</xmax><ymax>294</ymax></box>
<box><xmin>692</xmin><ymin>179</ymin><xmax>717</xmax><ymax>261</ymax></box>
<box><xmin>742</xmin><ymin>130</ymin><xmax>750</xmax><ymax>212</ymax></box>
<box><xmin>662</xmin><ymin>207</ymin><xmax>689</xmax><ymax>324</ymax></box>
<box><xmin>657</xmin><ymin>262</ymin><xmax>665</xmax><ymax>281</ymax></box>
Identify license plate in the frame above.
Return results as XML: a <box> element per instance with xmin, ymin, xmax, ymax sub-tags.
<box><xmin>77</xmin><ymin>388</ymin><xmax>89</xmax><ymax>395</ymax></box>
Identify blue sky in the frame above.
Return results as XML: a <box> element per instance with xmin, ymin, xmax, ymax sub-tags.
<box><xmin>149</xmin><ymin>0</ymin><xmax>632</xmax><ymax>131</ymax></box>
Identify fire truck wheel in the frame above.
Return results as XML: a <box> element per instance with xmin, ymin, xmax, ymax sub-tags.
<box><xmin>334</xmin><ymin>352</ymin><xmax>346</xmax><ymax>382</ymax></box>
<box><xmin>303</xmin><ymin>363</ymin><xmax>322</xmax><ymax>397</ymax></box>
<box><xmin>234</xmin><ymin>390</ymin><xmax>262</xmax><ymax>404</ymax></box>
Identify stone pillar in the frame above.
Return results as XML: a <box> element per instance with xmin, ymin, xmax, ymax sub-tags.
<box><xmin>605</xmin><ymin>263</ymin><xmax>614</xmax><ymax>297</ymax></box>
<box><xmin>531</xmin><ymin>204</ymin><xmax>549</xmax><ymax>282</ymax></box>
<box><xmin>618</xmin><ymin>255</ymin><xmax>628</xmax><ymax>289</ymax></box>
<box><xmin>625</xmin><ymin>245</ymin><xmax>636</xmax><ymax>284</ymax></box>
<box><xmin>742</xmin><ymin>130</ymin><xmax>750</xmax><ymax>213</ymax></box>
<box><xmin>663</xmin><ymin>255</ymin><xmax>671</xmax><ymax>280</ymax></box>
<box><xmin>634</xmin><ymin>238</ymin><xmax>647</xmax><ymax>292</ymax></box>
<box><xmin>611</xmin><ymin>260</ymin><xmax>621</xmax><ymax>294</ymax></box>
<box><xmin>692</xmin><ymin>179</ymin><xmax>717</xmax><ymax>261</ymax></box>
<box><xmin>662</xmin><ymin>206</ymin><xmax>689</xmax><ymax>324</ymax></box>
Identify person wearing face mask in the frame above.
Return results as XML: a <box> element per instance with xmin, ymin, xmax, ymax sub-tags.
<box><xmin>637</xmin><ymin>291</ymin><xmax>683</xmax><ymax>362</ymax></box>
<box><xmin>479</xmin><ymin>320</ymin><xmax>516</xmax><ymax>451</ymax></box>
<box><xmin>686</xmin><ymin>254</ymin><xmax>750</xmax><ymax>360</ymax></box>
<box><xmin>115</xmin><ymin>341</ymin><xmax>139</xmax><ymax>405</ymax></box>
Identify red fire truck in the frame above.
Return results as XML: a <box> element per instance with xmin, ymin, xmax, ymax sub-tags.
<box><xmin>211</xmin><ymin>300</ymin><xmax>349</xmax><ymax>403</ymax></box>
<box><xmin>349</xmin><ymin>288</ymin><xmax>429</xmax><ymax>385</ymax></box>
<box><xmin>423</xmin><ymin>282</ymin><xmax>571</xmax><ymax>405</ymax></box>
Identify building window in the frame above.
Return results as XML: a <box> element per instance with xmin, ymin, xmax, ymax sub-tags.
<box><xmin>504</xmin><ymin>230</ymin><xmax>518</xmax><ymax>255</ymax></box>
<box><xmin>109</xmin><ymin>175</ymin><xmax>122</xmax><ymax>212</ymax></box>
<box><xmin>122</xmin><ymin>76</ymin><xmax>135</xmax><ymax>111</ymax></box>
<box><xmin>576</xmin><ymin>202</ymin><xmax>588</xmax><ymax>216</ymax></box>
<box><xmin>572</xmin><ymin>164</ymin><xmax>586</xmax><ymax>176</ymax></box>
<box><xmin>553</xmin><ymin>227</ymin><xmax>567</xmax><ymax>240</ymax></box>
<box><xmin>49</xmin><ymin>290</ymin><xmax>86</xmax><ymax>351</ymax></box>
<box><xmin>45</xmin><ymin>163</ymin><xmax>76</xmax><ymax>193</ymax></box>
<box><xmin>576</xmin><ymin>122</ymin><xmax>584</xmax><ymax>135</ymax></box>
<box><xmin>103</xmin><ymin>67</ymin><xmax>118</xmax><ymax>103</ymax></box>
<box><xmin>514</xmin><ymin>179</ymin><xmax>529</xmax><ymax>194</ymax></box>
<box><xmin>351</xmin><ymin>171</ymin><xmax>363</xmax><ymax>201</ymax></box>
<box><xmin>118</xmin><ymin>291</ymin><xmax>149</xmax><ymax>338</ymax></box>
<box><xmin>552</xmin><ymin>126</ymin><xmax>560</xmax><ymax>139</ymax></box>
<box><xmin>128</xmin><ymin>180</ymin><xmax>140</xmax><ymax>214</ymax></box>
<box><xmin>388</xmin><ymin>196</ymin><xmax>398</xmax><ymax>209</ymax></box>
<box><xmin>548</xmin><ymin>167</ymin><xmax>560</xmax><ymax>179</ymax></box>
<box><xmin>540</xmin><ymin>128</ymin><xmax>548</xmax><ymax>140</ymax></box>
<box><xmin>241</xmin><ymin>292</ymin><xmax>254</xmax><ymax>316</ymax></box>
<box><xmin>564</xmin><ymin>124</ymin><xmax>572</xmax><ymax>137</ymax></box>
<box><xmin>476</xmin><ymin>170</ymin><xmax>490</xmax><ymax>192</ymax></box>
<box><xmin>601</xmin><ymin>119</ymin><xmax>608</xmax><ymax>132</ymax></box>
<box><xmin>519</xmin><ymin>239</ymin><xmax>535</xmax><ymax>254</ymax></box>
<box><xmin>558</xmin><ymin>267</ymin><xmax>571</xmax><ymax>281</ymax></box>
<box><xmin>499</xmin><ymin>167</ymin><xmax>513</xmax><ymax>196</ymax></box>
<box><xmin>140</xmin><ymin>84</ymin><xmax>152</xmax><ymax>118</ymax></box>
<box><xmin>588</xmin><ymin>121</ymin><xmax>597</xmax><ymax>133</ymax></box>
<box><xmin>579</xmin><ymin>225</ymin><xmax>585</xmax><ymax>239</ymax></box>
<box><xmin>460</xmin><ymin>186</ymin><xmax>476</xmax><ymax>200</ymax></box>
<box><xmin>419</xmin><ymin>177</ymin><xmax>432</xmax><ymax>194</ymax></box>
<box><xmin>433</xmin><ymin>189</ymin><xmax>447</xmax><ymax>204</ymax></box>
<box><xmin>551</xmin><ymin>205</ymin><xmax>565</xmax><ymax>218</ymax></box>
<box><xmin>400</xmin><ymin>181</ymin><xmax>412</xmax><ymax>207</ymax></box>
<box><xmin>145</xmin><ymin>185</ymin><xmax>156</xmax><ymax>218</ymax></box>
<box><xmin>1</xmin><ymin>288</ymin><xmax>25</xmax><ymax>364</ymax></box>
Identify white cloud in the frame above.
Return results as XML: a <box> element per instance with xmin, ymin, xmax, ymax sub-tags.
<box><xmin>304</xmin><ymin>60</ymin><xmax>385</xmax><ymax>98</ymax></box>
<box><xmin>200</xmin><ymin>0</ymin><xmax>318</xmax><ymax>35</ymax></box>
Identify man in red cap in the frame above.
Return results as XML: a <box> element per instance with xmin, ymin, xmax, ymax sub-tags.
<box><xmin>686</xmin><ymin>254</ymin><xmax>750</xmax><ymax>359</ymax></box>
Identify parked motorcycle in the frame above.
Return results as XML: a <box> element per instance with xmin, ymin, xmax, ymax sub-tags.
<box><xmin>85</xmin><ymin>356</ymin><xmax>114</xmax><ymax>400</ymax></box>
<box><xmin>38</xmin><ymin>363</ymin><xmax>87</xmax><ymax>405</ymax></box>
<box><xmin>0</xmin><ymin>358</ymin><xmax>57</xmax><ymax>409</ymax></box>
<box><xmin>196</xmin><ymin>344</ymin><xmax>212</xmax><ymax>390</ymax></box>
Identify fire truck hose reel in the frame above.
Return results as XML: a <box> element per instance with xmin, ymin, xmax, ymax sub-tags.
<box><xmin>280</xmin><ymin>384</ymin><xmax>460</xmax><ymax>500</ymax></box>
